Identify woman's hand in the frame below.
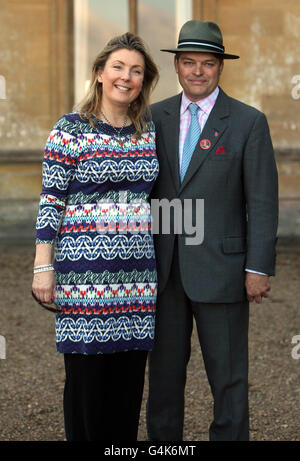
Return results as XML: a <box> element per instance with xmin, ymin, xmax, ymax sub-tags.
<box><xmin>32</xmin><ymin>270</ymin><xmax>56</xmax><ymax>304</ymax></box>
<box><xmin>32</xmin><ymin>243</ymin><xmax>56</xmax><ymax>304</ymax></box>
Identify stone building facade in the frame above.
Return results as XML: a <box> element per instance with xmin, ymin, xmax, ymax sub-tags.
<box><xmin>0</xmin><ymin>0</ymin><xmax>299</xmax><ymax>240</ymax></box>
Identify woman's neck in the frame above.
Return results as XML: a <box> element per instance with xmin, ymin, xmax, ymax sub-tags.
<box><xmin>98</xmin><ymin>102</ymin><xmax>130</xmax><ymax>127</ymax></box>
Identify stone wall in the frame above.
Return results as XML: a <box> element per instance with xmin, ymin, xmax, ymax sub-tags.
<box><xmin>0</xmin><ymin>0</ymin><xmax>73</xmax><ymax>240</ymax></box>
<box><xmin>210</xmin><ymin>0</ymin><xmax>300</xmax><ymax>237</ymax></box>
<box><xmin>210</xmin><ymin>0</ymin><xmax>300</xmax><ymax>151</ymax></box>
<box><xmin>0</xmin><ymin>0</ymin><xmax>74</xmax><ymax>150</ymax></box>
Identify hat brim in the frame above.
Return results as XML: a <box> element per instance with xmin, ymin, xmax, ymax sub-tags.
<box><xmin>160</xmin><ymin>47</ymin><xmax>239</xmax><ymax>59</ymax></box>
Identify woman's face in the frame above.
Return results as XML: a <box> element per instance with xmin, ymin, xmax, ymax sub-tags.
<box><xmin>98</xmin><ymin>48</ymin><xmax>145</xmax><ymax>109</ymax></box>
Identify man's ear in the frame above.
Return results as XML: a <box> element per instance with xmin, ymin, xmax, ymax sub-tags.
<box><xmin>219</xmin><ymin>60</ymin><xmax>224</xmax><ymax>76</ymax></box>
<box><xmin>174</xmin><ymin>56</ymin><xmax>179</xmax><ymax>74</ymax></box>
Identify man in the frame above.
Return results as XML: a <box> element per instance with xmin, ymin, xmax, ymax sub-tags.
<box><xmin>147</xmin><ymin>20</ymin><xmax>278</xmax><ymax>441</ymax></box>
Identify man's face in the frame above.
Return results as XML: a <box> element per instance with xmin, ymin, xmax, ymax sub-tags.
<box><xmin>174</xmin><ymin>52</ymin><xmax>224</xmax><ymax>101</ymax></box>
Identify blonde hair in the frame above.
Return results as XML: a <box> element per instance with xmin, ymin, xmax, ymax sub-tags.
<box><xmin>75</xmin><ymin>32</ymin><xmax>159</xmax><ymax>137</ymax></box>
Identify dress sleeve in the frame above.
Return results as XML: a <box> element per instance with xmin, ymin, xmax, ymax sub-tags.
<box><xmin>35</xmin><ymin>115</ymin><xmax>80</xmax><ymax>244</ymax></box>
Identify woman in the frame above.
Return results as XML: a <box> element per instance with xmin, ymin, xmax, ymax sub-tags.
<box><xmin>32</xmin><ymin>32</ymin><xmax>159</xmax><ymax>441</ymax></box>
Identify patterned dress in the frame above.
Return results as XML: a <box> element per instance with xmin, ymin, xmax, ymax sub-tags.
<box><xmin>36</xmin><ymin>112</ymin><xmax>159</xmax><ymax>354</ymax></box>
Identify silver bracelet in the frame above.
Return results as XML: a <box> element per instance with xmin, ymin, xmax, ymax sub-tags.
<box><xmin>33</xmin><ymin>265</ymin><xmax>54</xmax><ymax>274</ymax></box>
<box><xmin>34</xmin><ymin>264</ymin><xmax>53</xmax><ymax>269</ymax></box>
<box><xmin>33</xmin><ymin>267</ymin><xmax>54</xmax><ymax>274</ymax></box>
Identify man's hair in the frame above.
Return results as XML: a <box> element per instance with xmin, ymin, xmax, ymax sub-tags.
<box><xmin>75</xmin><ymin>32</ymin><xmax>159</xmax><ymax>137</ymax></box>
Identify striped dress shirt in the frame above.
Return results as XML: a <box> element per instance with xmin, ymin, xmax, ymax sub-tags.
<box><xmin>179</xmin><ymin>86</ymin><xmax>219</xmax><ymax>171</ymax></box>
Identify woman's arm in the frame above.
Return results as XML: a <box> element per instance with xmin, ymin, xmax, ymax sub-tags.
<box><xmin>32</xmin><ymin>114</ymin><xmax>79</xmax><ymax>304</ymax></box>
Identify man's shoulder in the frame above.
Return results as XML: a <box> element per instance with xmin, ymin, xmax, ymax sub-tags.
<box><xmin>150</xmin><ymin>94</ymin><xmax>181</xmax><ymax>119</ymax></box>
<box><xmin>222</xmin><ymin>90</ymin><xmax>264</xmax><ymax>120</ymax></box>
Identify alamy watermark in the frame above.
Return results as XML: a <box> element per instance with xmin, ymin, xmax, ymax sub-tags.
<box><xmin>291</xmin><ymin>335</ymin><xmax>300</xmax><ymax>360</ymax></box>
<box><xmin>95</xmin><ymin>191</ymin><xmax>204</xmax><ymax>245</ymax></box>
<box><xmin>0</xmin><ymin>335</ymin><xmax>6</xmax><ymax>359</ymax></box>
<box><xmin>0</xmin><ymin>75</ymin><xmax>6</xmax><ymax>99</ymax></box>
<box><xmin>291</xmin><ymin>75</ymin><xmax>300</xmax><ymax>100</ymax></box>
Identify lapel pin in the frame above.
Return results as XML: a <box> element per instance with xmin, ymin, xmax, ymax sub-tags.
<box><xmin>214</xmin><ymin>131</ymin><xmax>219</xmax><ymax>137</ymax></box>
<box><xmin>200</xmin><ymin>139</ymin><xmax>211</xmax><ymax>150</ymax></box>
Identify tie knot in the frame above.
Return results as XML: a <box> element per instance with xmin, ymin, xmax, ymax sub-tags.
<box><xmin>188</xmin><ymin>103</ymin><xmax>199</xmax><ymax>116</ymax></box>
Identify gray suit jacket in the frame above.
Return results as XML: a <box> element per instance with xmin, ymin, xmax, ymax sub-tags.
<box><xmin>150</xmin><ymin>88</ymin><xmax>278</xmax><ymax>303</ymax></box>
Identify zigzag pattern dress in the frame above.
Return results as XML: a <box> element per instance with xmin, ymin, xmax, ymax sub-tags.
<box><xmin>36</xmin><ymin>112</ymin><xmax>159</xmax><ymax>354</ymax></box>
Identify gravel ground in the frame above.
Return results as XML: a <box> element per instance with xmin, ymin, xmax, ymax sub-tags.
<box><xmin>0</xmin><ymin>238</ymin><xmax>299</xmax><ymax>441</ymax></box>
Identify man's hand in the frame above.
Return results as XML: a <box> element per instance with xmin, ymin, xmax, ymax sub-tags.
<box><xmin>245</xmin><ymin>272</ymin><xmax>270</xmax><ymax>303</ymax></box>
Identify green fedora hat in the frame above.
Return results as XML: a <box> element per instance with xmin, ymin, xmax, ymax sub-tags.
<box><xmin>161</xmin><ymin>20</ymin><xmax>239</xmax><ymax>59</ymax></box>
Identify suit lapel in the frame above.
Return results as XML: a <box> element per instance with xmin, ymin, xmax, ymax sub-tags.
<box><xmin>179</xmin><ymin>88</ymin><xmax>230</xmax><ymax>194</ymax></box>
<box><xmin>160</xmin><ymin>94</ymin><xmax>182</xmax><ymax>192</ymax></box>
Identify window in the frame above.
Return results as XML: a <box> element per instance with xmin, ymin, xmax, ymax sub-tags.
<box><xmin>138</xmin><ymin>0</ymin><xmax>192</xmax><ymax>102</ymax></box>
<box><xmin>74</xmin><ymin>0</ymin><xmax>129</xmax><ymax>104</ymax></box>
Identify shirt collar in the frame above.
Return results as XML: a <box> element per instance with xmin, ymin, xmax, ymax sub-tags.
<box><xmin>181</xmin><ymin>86</ymin><xmax>220</xmax><ymax>115</ymax></box>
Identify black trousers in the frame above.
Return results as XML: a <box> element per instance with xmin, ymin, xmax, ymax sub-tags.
<box><xmin>147</xmin><ymin>245</ymin><xmax>249</xmax><ymax>441</ymax></box>
<box><xmin>63</xmin><ymin>350</ymin><xmax>148</xmax><ymax>441</ymax></box>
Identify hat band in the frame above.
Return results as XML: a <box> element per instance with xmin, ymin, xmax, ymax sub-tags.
<box><xmin>178</xmin><ymin>39</ymin><xmax>224</xmax><ymax>53</ymax></box>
